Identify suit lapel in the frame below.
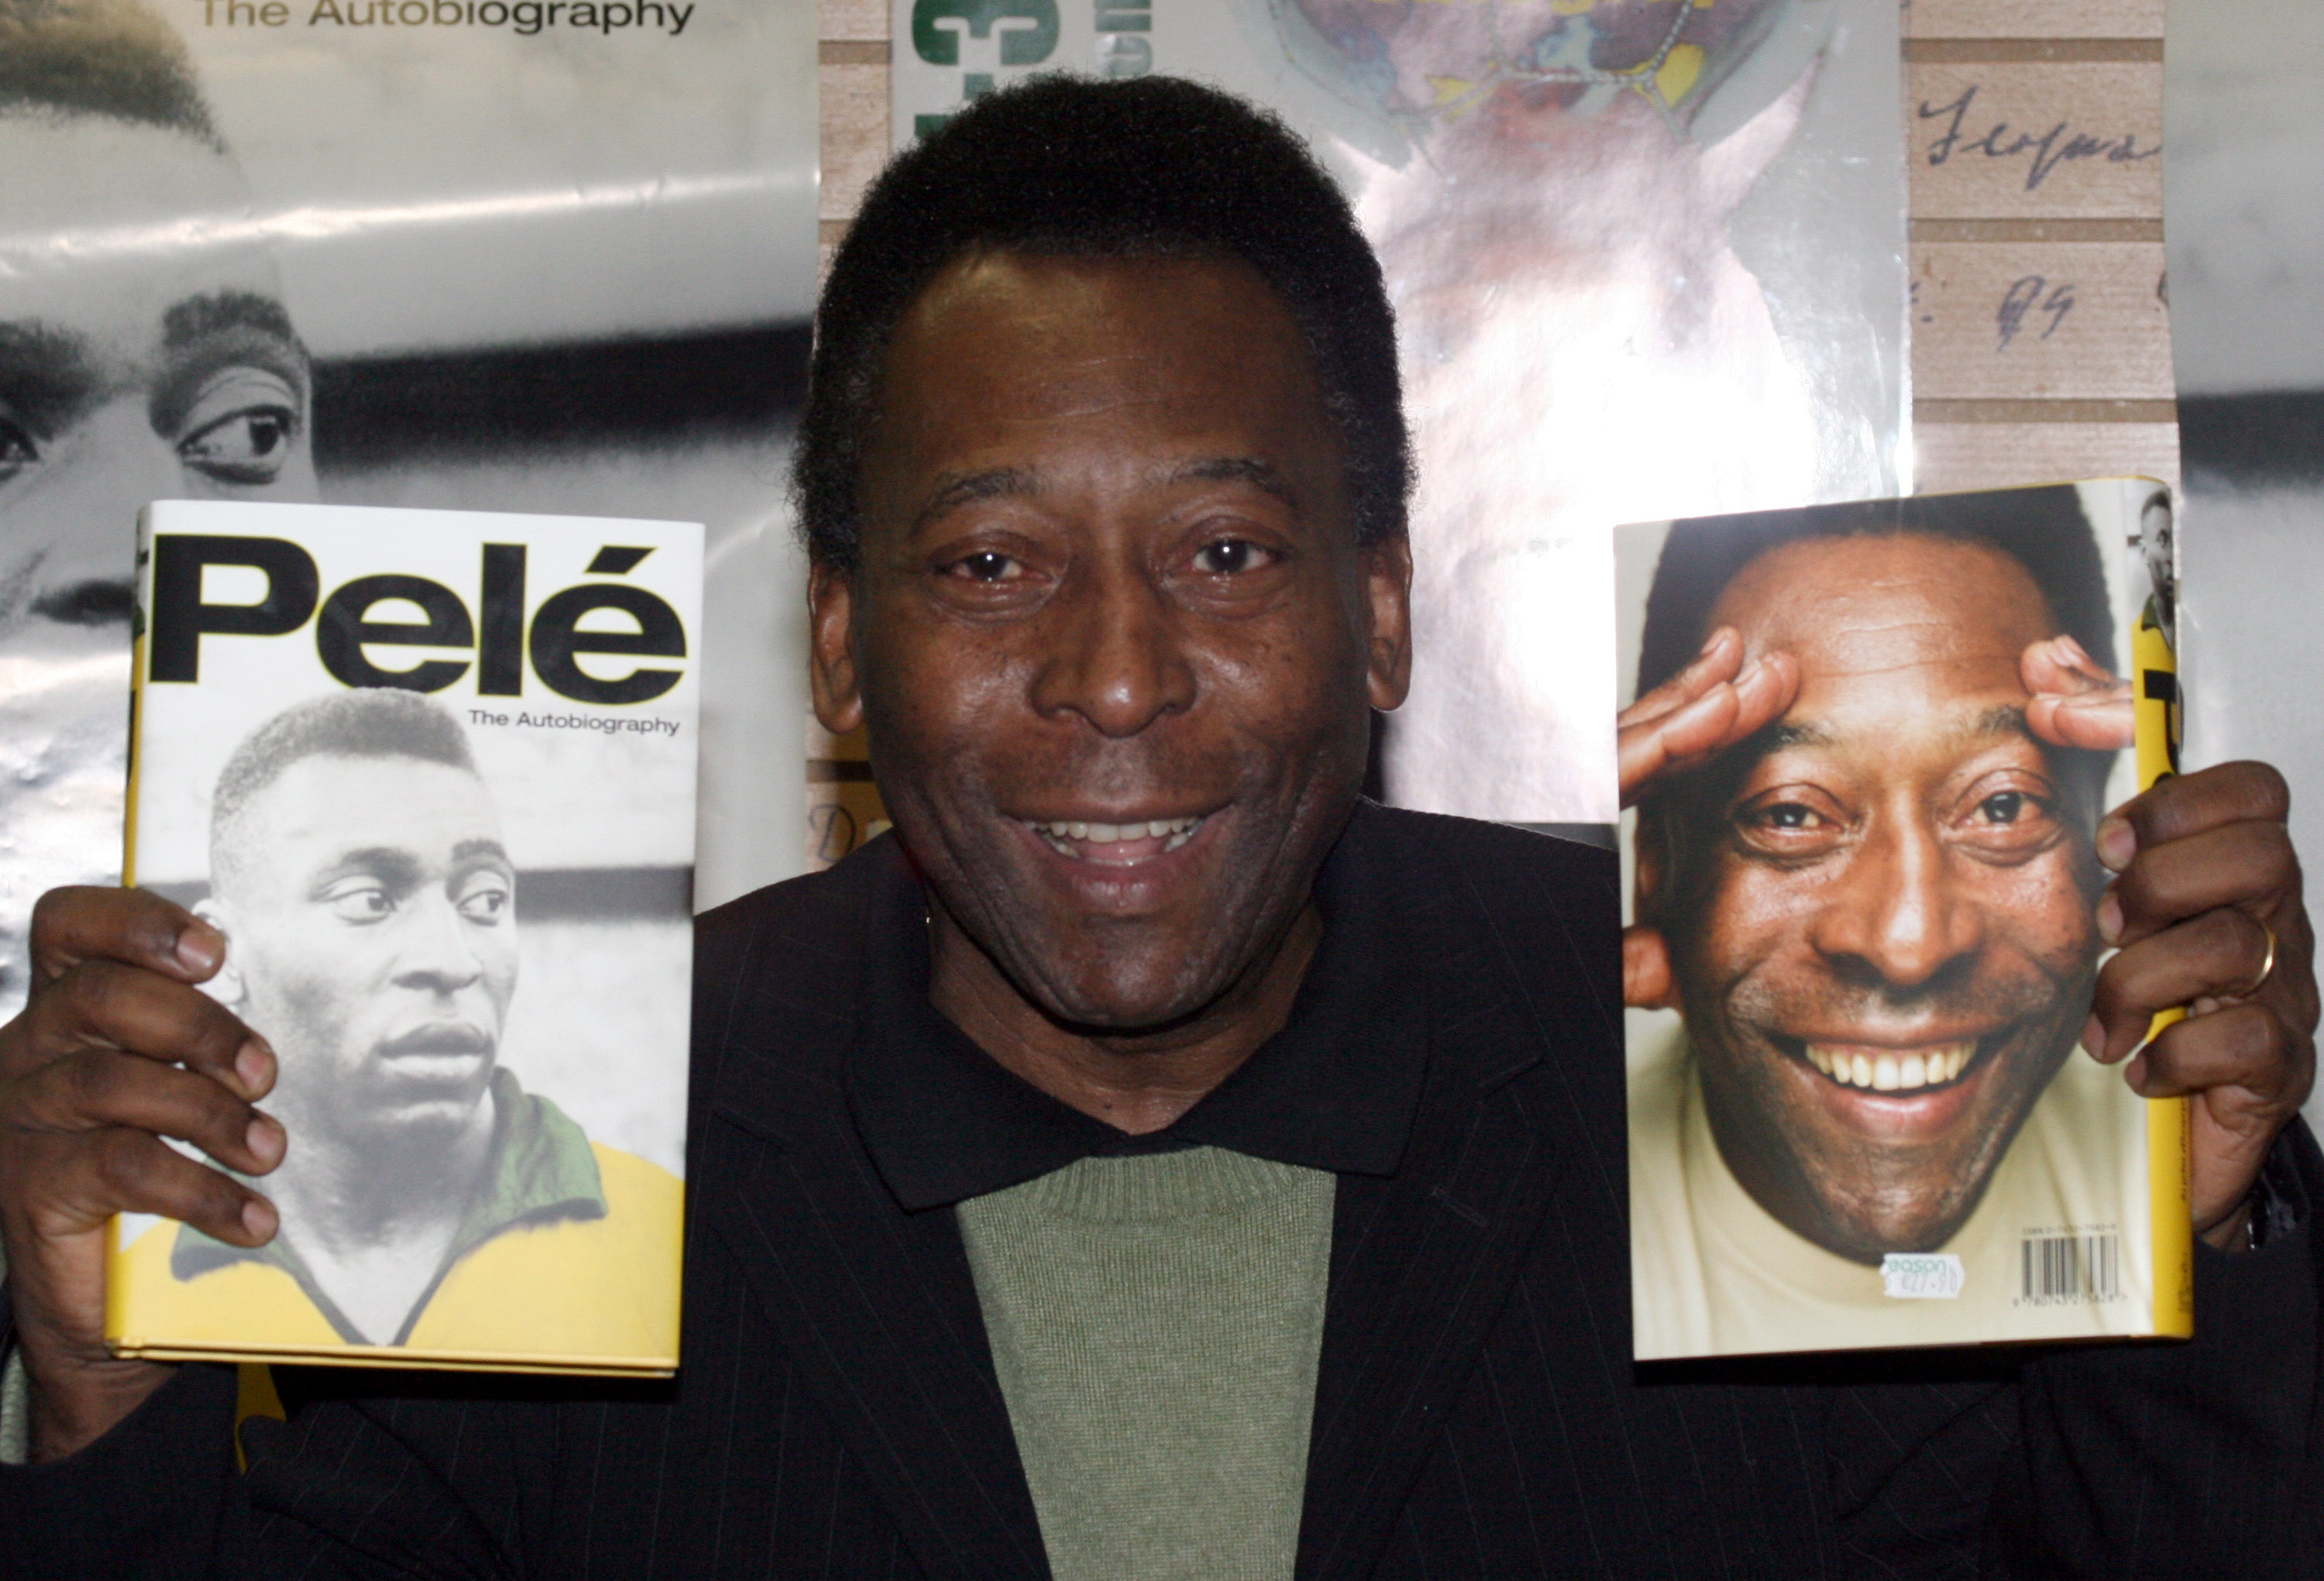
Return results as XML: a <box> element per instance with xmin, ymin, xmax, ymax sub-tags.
<box><xmin>693</xmin><ymin>985</ymin><xmax>1050</xmax><ymax>1581</ymax></box>
<box><xmin>1295</xmin><ymin>1069</ymin><xmax>1562</xmax><ymax>1579</ymax></box>
<box><xmin>1294</xmin><ymin>840</ymin><xmax>1569</xmax><ymax>1581</ymax></box>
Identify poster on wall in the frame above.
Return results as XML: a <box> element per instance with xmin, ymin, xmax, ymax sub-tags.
<box><xmin>887</xmin><ymin>0</ymin><xmax>1910</xmax><ymax>830</ymax></box>
<box><xmin>0</xmin><ymin>0</ymin><xmax>818</xmax><ymax>1058</ymax></box>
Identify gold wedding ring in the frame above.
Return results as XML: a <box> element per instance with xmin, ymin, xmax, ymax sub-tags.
<box><xmin>2239</xmin><ymin>920</ymin><xmax>2279</xmax><ymax>999</ymax></box>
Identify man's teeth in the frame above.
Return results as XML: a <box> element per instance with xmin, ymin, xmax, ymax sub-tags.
<box><xmin>1033</xmin><ymin>816</ymin><xmax>1203</xmax><ymax>854</ymax></box>
<box><xmin>1804</xmin><ymin>1042</ymin><xmax>1975</xmax><ymax>1091</ymax></box>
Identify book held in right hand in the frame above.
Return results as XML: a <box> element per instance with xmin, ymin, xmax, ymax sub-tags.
<box><xmin>1615</xmin><ymin>479</ymin><xmax>2186</xmax><ymax>1360</ymax></box>
<box><xmin>108</xmin><ymin>500</ymin><xmax>702</xmax><ymax>1377</ymax></box>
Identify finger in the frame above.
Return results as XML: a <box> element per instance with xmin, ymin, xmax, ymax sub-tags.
<box><xmin>2122</xmin><ymin>1005</ymin><xmax>2311</xmax><ymax>1232</ymax></box>
<box><xmin>2086</xmin><ymin>909</ymin><xmax>2274</xmax><ymax>1062</ymax></box>
<box><xmin>1620</xmin><ymin>681</ymin><xmax>1743</xmax><ymax>796</ymax></box>
<box><xmin>2126</xmin><ymin>1004</ymin><xmax>2298</xmax><ymax>1102</ymax></box>
<box><xmin>1618</xmin><ymin>651</ymin><xmax>1798</xmax><ymax>805</ymax></box>
<box><xmin>24</xmin><ymin>960</ymin><xmax>274</xmax><ymax>1102</ymax></box>
<box><xmin>2097</xmin><ymin>761</ymin><xmax>2291</xmax><ymax>873</ymax></box>
<box><xmin>64</xmin><ymin>1128</ymin><xmax>280</xmax><ymax>1248</ymax></box>
<box><xmin>2020</xmin><ymin>633</ymin><xmax>2112</xmax><ymax>696</ymax></box>
<box><xmin>2019</xmin><ymin>636</ymin><xmax>2072</xmax><ymax>695</ymax></box>
<box><xmin>1646</xmin><ymin>651</ymin><xmax>1796</xmax><ymax>766</ymax></box>
<box><xmin>19</xmin><ymin>1050</ymin><xmax>286</xmax><ymax>1178</ymax></box>
<box><xmin>2026</xmin><ymin>689</ymin><xmax>2134</xmax><ymax>752</ymax></box>
<box><xmin>29</xmin><ymin>887</ymin><xmax>224</xmax><ymax>988</ymax></box>
<box><xmin>1620</xmin><ymin>627</ymin><xmax>1747</xmax><ymax>732</ymax></box>
<box><xmin>2099</xmin><ymin>818</ymin><xmax>2297</xmax><ymax>949</ymax></box>
<box><xmin>1728</xmin><ymin>648</ymin><xmax>1799</xmax><ymax>734</ymax></box>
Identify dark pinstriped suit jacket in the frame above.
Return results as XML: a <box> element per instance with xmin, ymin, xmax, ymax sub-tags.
<box><xmin>4</xmin><ymin>806</ymin><xmax>2319</xmax><ymax>1578</ymax></box>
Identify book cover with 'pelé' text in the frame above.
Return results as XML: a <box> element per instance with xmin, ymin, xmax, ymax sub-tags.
<box><xmin>108</xmin><ymin>500</ymin><xmax>700</xmax><ymax>1376</ymax></box>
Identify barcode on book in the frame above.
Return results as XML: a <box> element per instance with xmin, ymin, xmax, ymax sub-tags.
<box><xmin>2020</xmin><ymin>1233</ymin><xmax>2120</xmax><ymax>1304</ymax></box>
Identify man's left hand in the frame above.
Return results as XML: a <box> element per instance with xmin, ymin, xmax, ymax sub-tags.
<box><xmin>2082</xmin><ymin>761</ymin><xmax>2318</xmax><ymax>1248</ymax></box>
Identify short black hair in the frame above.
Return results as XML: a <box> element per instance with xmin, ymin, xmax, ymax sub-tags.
<box><xmin>0</xmin><ymin>0</ymin><xmax>223</xmax><ymax>149</ymax></box>
<box><xmin>1637</xmin><ymin>485</ymin><xmax>2115</xmax><ymax>702</ymax></box>
<box><xmin>210</xmin><ymin>690</ymin><xmax>478</xmax><ymax>894</ymax></box>
<box><xmin>795</xmin><ymin>73</ymin><xmax>1408</xmax><ymax>570</ymax></box>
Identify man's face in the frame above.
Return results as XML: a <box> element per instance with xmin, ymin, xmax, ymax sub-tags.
<box><xmin>1654</xmin><ymin>535</ymin><xmax>2104</xmax><ymax>1262</ymax></box>
<box><xmin>0</xmin><ymin>115</ymin><xmax>317</xmax><ymax>640</ymax></box>
<box><xmin>821</xmin><ymin>252</ymin><xmax>1410</xmax><ymax>1029</ymax></box>
<box><xmin>215</xmin><ymin>754</ymin><xmax>518</xmax><ymax>1144</ymax></box>
<box><xmin>2140</xmin><ymin>494</ymin><xmax>2176</xmax><ymax>631</ymax></box>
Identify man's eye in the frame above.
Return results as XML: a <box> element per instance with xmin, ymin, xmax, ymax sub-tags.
<box><xmin>456</xmin><ymin>878</ymin><xmax>512</xmax><ymax>923</ymax></box>
<box><xmin>1953</xmin><ymin>783</ymin><xmax>2060</xmax><ymax>856</ymax></box>
<box><xmin>176</xmin><ymin>366</ymin><xmax>302</xmax><ymax>486</ymax></box>
<box><xmin>946</xmin><ymin>551</ymin><xmax>1023</xmax><ymax>583</ymax></box>
<box><xmin>180</xmin><ymin>405</ymin><xmax>297</xmax><ymax>485</ymax></box>
<box><xmin>0</xmin><ymin>416</ymin><xmax>37</xmax><ymax>483</ymax></box>
<box><xmin>1192</xmin><ymin>538</ymin><xmax>1269</xmax><ymax>575</ymax></box>
<box><xmin>1976</xmin><ymin>791</ymin><xmax>2027</xmax><ymax>824</ymax></box>
<box><xmin>321</xmin><ymin>882</ymin><xmax>394</xmax><ymax>923</ymax></box>
<box><xmin>1732</xmin><ymin>790</ymin><xmax>1849</xmax><ymax>857</ymax></box>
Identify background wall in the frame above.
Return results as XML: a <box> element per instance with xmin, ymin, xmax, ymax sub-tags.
<box><xmin>2160</xmin><ymin>0</ymin><xmax>2324</xmax><ymax>1133</ymax></box>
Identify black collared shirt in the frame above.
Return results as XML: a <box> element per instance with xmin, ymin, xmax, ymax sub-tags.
<box><xmin>844</xmin><ymin>809</ymin><xmax>1432</xmax><ymax>1212</ymax></box>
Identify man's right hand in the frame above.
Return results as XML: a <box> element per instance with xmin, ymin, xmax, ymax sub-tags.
<box><xmin>1618</xmin><ymin>627</ymin><xmax>1800</xmax><ymax>1007</ymax></box>
<box><xmin>1616</xmin><ymin>626</ymin><xmax>1799</xmax><ymax>810</ymax></box>
<box><xmin>0</xmin><ymin>887</ymin><xmax>284</xmax><ymax>1463</ymax></box>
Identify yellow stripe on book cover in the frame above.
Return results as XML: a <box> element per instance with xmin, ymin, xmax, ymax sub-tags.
<box><xmin>108</xmin><ymin>1146</ymin><xmax>682</xmax><ymax>1372</ymax></box>
<box><xmin>2133</xmin><ymin>596</ymin><xmax>2193</xmax><ymax>1335</ymax></box>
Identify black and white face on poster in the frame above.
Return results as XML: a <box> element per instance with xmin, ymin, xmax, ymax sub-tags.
<box><xmin>0</xmin><ymin>0</ymin><xmax>816</xmax><ymax>1016</ymax></box>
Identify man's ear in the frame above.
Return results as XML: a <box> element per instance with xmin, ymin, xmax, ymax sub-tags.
<box><xmin>191</xmin><ymin>898</ymin><xmax>246</xmax><ymax>1012</ymax></box>
<box><xmin>1632</xmin><ymin>804</ymin><xmax>1666</xmax><ymax>923</ymax></box>
<box><xmin>1625</xmin><ymin>805</ymin><xmax>1679</xmax><ymax>1012</ymax></box>
<box><xmin>1363</xmin><ymin>535</ymin><xmax>1415</xmax><ymax>712</ymax></box>
<box><xmin>808</xmin><ymin>559</ymin><xmax>867</xmax><ymax>737</ymax></box>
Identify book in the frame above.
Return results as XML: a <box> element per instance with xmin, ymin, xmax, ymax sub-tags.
<box><xmin>1616</xmin><ymin>479</ymin><xmax>2187</xmax><ymax>1359</ymax></box>
<box><xmin>108</xmin><ymin>500</ymin><xmax>702</xmax><ymax>1377</ymax></box>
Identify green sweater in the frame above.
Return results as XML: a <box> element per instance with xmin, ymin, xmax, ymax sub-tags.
<box><xmin>957</xmin><ymin>1146</ymin><xmax>1336</xmax><ymax>1581</ymax></box>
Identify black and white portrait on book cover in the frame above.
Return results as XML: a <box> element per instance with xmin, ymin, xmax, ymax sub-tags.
<box><xmin>108</xmin><ymin>500</ymin><xmax>696</xmax><ymax>1369</ymax></box>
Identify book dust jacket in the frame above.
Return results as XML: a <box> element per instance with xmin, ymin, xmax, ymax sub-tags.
<box><xmin>1616</xmin><ymin>480</ymin><xmax>2188</xmax><ymax>1360</ymax></box>
<box><xmin>108</xmin><ymin>501</ymin><xmax>702</xmax><ymax>1377</ymax></box>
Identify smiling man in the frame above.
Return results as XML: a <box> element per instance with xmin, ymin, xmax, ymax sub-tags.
<box><xmin>1620</xmin><ymin>490</ymin><xmax>2176</xmax><ymax>1356</ymax></box>
<box><xmin>108</xmin><ymin>689</ymin><xmax>679</xmax><ymax>1357</ymax></box>
<box><xmin>0</xmin><ymin>0</ymin><xmax>318</xmax><ymax>1019</ymax></box>
<box><xmin>0</xmin><ymin>76</ymin><xmax>2320</xmax><ymax>1580</ymax></box>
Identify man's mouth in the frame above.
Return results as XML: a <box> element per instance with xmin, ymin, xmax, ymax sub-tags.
<box><xmin>1026</xmin><ymin>814</ymin><xmax>1206</xmax><ymax>863</ymax></box>
<box><xmin>1796</xmin><ymin>1038</ymin><xmax>1979</xmax><ymax>1094</ymax></box>
<box><xmin>379</xmin><ymin>1022</ymin><xmax>494</xmax><ymax>1059</ymax></box>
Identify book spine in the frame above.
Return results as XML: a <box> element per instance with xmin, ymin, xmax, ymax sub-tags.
<box><xmin>122</xmin><ymin>510</ymin><xmax>155</xmax><ymax>891</ymax></box>
<box><xmin>2133</xmin><ymin>595</ymin><xmax>2194</xmax><ymax>1338</ymax></box>
<box><xmin>105</xmin><ymin>511</ymin><xmax>160</xmax><ymax>1355</ymax></box>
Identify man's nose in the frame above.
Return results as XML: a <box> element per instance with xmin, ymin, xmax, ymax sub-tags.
<box><xmin>1808</xmin><ymin>816</ymin><xmax>1984</xmax><ymax>992</ymax></box>
<box><xmin>1026</xmin><ymin>555</ymin><xmax>1198</xmax><ymax>738</ymax></box>
<box><xmin>393</xmin><ymin>892</ymin><xmax>487</xmax><ymax>992</ymax></box>
<box><xmin>30</xmin><ymin>403</ymin><xmax>189</xmax><ymax>593</ymax></box>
